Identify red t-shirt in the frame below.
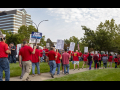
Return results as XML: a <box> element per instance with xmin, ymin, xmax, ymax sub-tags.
<box><xmin>68</xmin><ymin>51</ymin><xmax>73</xmax><ymax>56</ymax></box>
<box><xmin>108</xmin><ymin>56</ymin><xmax>113</xmax><ymax>62</ymax></box>
<box><xmin>43</xmin><ymin>49</ymin><xmax>49</xmax><ymax>56</ymax></box>
<box><xmin>79</xmin><ymin>52</ymin><xmax>82</xmax><ymax>57</ymax></box>
<box><xmin>48</xmin><ymin>50</ymin><xmax>56</xmax><ymax>60</ymax></box>
<box><xmin>83</xmin><ymin>54</ymin><xmax>88</xmax><ymax>61</ymax></box>
<box><xmin>0</xmin><ymin>42</ymin><xmax>9</xmax><ymax>58</ymax></box>
<box><xmin>98</xmin><ymin>54</ymin><xmax>101</xmax><ymax>60</ymax></box>
<box><xmin>39</xmin><ymin>49</ymin><xmax>43</xmax><ymax>57</ymax></box>
<box><xmin>62</xmin><ymin>52</ymin><xmax>70</xmax><ymax>64</ymax></box>
<box><xmin>55</xmin><ymin>52</ymin><xmax>61</xmax><ymax>64</ymax></box>
<box><xmin>114</xmin><ymin>58</ymin><xmax>118</xmax><ymax>62</ymax></box>
<box><xmin>32</xmin><ymin>49</ymin><xmax>40</xmax><ymax>63</ymax></box>
<box><xmin>19</xmin><ymin>45</ymin><xmax>33</xmax><ymax>61</ymax></box>
<box><xmin>73</xmin><ymin>52</ymin><xmax>79</xmax><ymax>61</ymax></box>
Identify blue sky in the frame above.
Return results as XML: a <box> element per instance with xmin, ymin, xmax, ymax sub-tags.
<box><xmin>1</xmin><ymin>8</ymin><xmax>120</xmax><ymax>42</ymax></box>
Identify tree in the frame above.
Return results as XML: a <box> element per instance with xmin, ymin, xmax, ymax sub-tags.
<box><xmin>1</xmin><ymin>30</ymin><xmax>24</xmax><ymax>46</ymax></box>
<box><xmin>18</xmin><ymin>25</ymin><xmax>37</xmax><ymax>42</ymax></box>
<box><xmin>64</xmin><ymin>36</ymin><xmax>84</xmax><ymax>52</ymax></box>
<box><xmin>81</xmin><ymin>18</ymin><xmax>120</xmax><ymax>53</ymax></box>
<box><xmin>46</xmin><ymin>38</ymin><xmax>54</xmax><ymax>48</ymax></box>
<box><xmin>39</xmin><ymin>35</ymin><xmax>46</xmax><ymax>47</ymax></box>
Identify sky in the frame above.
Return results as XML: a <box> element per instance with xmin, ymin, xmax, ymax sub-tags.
<box><xmin>1</xmin><ymin>8</ymin><xmax>120</xmax><ymax>42</ymax></box>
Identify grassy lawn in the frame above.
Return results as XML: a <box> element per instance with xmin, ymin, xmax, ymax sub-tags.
<box><xmin>45</xmin><ymin>68</ymin><xmax>120</xmax><ymax>81</ymax></box>
<box><xmin>2</xmin><ymin>61</ymin><xmax>117</xmax><ymax>78</ymax></box>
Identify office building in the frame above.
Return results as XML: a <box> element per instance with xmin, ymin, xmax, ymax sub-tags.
<box><xmin>0</xmin><ymin>9</ymin><xmax>32</xmax><ymax>33</ymax></box>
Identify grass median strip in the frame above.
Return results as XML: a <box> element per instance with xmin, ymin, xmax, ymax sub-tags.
<box><xmin>45</xmin><ymin>68</ymin><xmax>120</xmax><ymax>81</ymax></box>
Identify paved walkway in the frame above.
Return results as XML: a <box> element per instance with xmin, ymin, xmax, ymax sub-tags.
<box><xmin>3</xmin><ymin>67</ymin><xmax>103</xmax><ymax>81</ymax></box>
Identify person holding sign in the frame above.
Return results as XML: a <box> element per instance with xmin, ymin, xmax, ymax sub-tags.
<box><xmin>73</xmin><ymin>50</ymin><xmax>80</xmax><ymax>70</ymax></box>
<box><xmin>31</xmin><ymin>46</ymin><xmax>41</xmax><ymax>77</ymax></box>
<box><xmin>19</xmin><ymin>41</ymin><xmax>36</xmax><ymax>81</ymax></box>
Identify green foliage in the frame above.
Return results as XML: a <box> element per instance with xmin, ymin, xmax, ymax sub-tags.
<box><xmin>64</xmin><ymin>36</ymin><xmax>84</xmax><ymax>52</ymax></box>
<box><xmin>81</xmin><ymin>18</ymin><xmax>120</xmax><ymax>53</ymax></box>
<box><xmin>18</xmin><ymin>25</ymin><xmax>37</xmax><ymax>42</ymax></box>
<box><xmin>46</xmin><ymin>68</ymin><xmax>120</xmax><ymax>81</ymax></box>
<box><xmin>39</xmin><ymin>35</ymin><xmax>46</xmax><ymax>47</ymax></box>
<box><xmin>1</xmin><ymin>30</ymin><xmax>24</xmax><ymax>46</ymax></box>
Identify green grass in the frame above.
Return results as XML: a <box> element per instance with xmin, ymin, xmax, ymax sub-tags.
<box><xmin>45</xmin><ymin>68</ymin><xmax>120</xmax><ymax>81</ymax></box>
<box><xmin>2</xmin><ymin>61</ymin><xmax>117</xmax><ymax>78</ymax></box>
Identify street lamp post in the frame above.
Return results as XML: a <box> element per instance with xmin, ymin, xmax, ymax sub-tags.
<box><xmin>31</xmin><ymin>20</ymin><xmax>48</xmax><ymax>45</ymax></box>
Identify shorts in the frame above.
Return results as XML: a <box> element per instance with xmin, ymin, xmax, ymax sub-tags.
<box><xmin>83</xmin><ymin>61</ymin><xmax>88</xmax><ymax>64</ymax></box>
<box><xmin>74</xmin><ymin>61</ymin><xmax>79</xmax><ymax>65</ymax></box>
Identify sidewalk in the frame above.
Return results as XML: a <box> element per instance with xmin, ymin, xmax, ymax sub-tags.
<box><xmin>3</xmin><ymin>67</ymin><xmax>103</xmax><ymax>81</ymax></box>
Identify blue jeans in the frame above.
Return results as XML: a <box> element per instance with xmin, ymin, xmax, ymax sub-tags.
<box><xmin>79</xmin><ymin>57</ymin><xmax>82</xmax><ymax>61</ymax></box>
<box><xmin>40</xmin><ymin>57</ymin><xmax>43</xmax><ymax>62</ymax></box>
<box><xmin>49</xmin><ymin>60</ymin><xmax>56</xmax><ymax>75</ymax></box>
<box><xmin>9</xmin><ymin>55</ymin><xmax>16</xmax><ymax>63</ymax></box>
<box><xmin>56</xmin><ymin>63</ymin><xmax>60</xmax><ymax>74</ymax></box>
<box><xmin>0</xmin><ymin>58</ymin><xmax>10</xmax><ymax>81</ymax></box>
<box><xmin>32</xmin><ymin>62</ymin><xmax>40</xmax><ymax>74</ymax></box>
<box><xmin>63</xmin><ymin>64</ymin><xmax>69</xmax><ymax>74</ymax></box>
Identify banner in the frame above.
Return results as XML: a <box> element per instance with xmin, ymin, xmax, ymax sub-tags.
<box><xmin>31</xmin><ymin>32</ymin><xmax>42</xmax><ymax>39</ymax></box>
<box><xmin>29</xmin><ymin>34</ymin><xmax>40</xmax><ymax>43</ymax></box>
<box><xmin>69</xmin><ymin>42</ymin><xmax>75</xmax><ymax>51</ymax></box>
<box><xmin>84</xmin><ymin>47</ymin><xmax>88</xmax><ymax>53</ymax></box>
<box><xmin>56</xmin><ymin>39</ymin><xmax>64</xmax><ymax>49</ymax></box>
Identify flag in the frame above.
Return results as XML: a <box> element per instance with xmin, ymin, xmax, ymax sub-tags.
<box><xmin>77</xmin><ymin>41</ymin><xmax>80</xmax><ymax>50</ymax></box>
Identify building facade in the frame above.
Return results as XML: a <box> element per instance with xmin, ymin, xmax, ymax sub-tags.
<box><xmin>0</xmin><ymin>9</ymin><xmax>32</xmax><ymax>33</ymax></box>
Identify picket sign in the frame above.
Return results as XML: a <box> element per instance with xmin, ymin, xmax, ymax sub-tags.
<box><xmin>69</xmin><ymin>42</ymin><xmax>75</xmax><ymax>51</ymax></box>
<box><xmin>56</xmin><ymin>39</ymin><xmax>64</xmax><ymax>49</ymax></box>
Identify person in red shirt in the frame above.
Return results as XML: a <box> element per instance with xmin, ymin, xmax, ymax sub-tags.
<box><xmin>39</xmin><ymin>47</ymin><xmax>43</xmax><ymax>62</ymax></box>
<box><xmin>0</xmin><ymin>37</ymin><xmax>11</xmax><ymax>81</ymax></box>
<box><xmin>47</xmin><ymin>47</ymin><xmax>57</xmax><ymax>78</ymax></box>
<box><xmin>108</xmin><ymin>54</ymin><xmax>113</xmax><ymax>68</ymax></box>
<box><xmin>117</xmin><ymin>55</ymin><xmax>120</xmax><ymax>67</ymax></box>
<box><xmin>68</xmin><ymin>50</ymin><xmax>73</xmax><ymax>61</ymax></box>
<box><xmin>82</xmin><ymin>52</ymin><xmax>88</xmax><ymax>69</ymax></box>
<box><xmin>55</xmin><ymin>49</ymin><xmax>62</xmax><ymax>75</ymax></box>
<box><xmin>31</xmin><ymin>46</ymin><xmax>41</xmax><ymax>77</ymax></box>
<box><xmin>114</xmin><ymin>56</ymin><xmax>118</xmax><ymax>68</ymax></box>
<box><xmin>62</xmin><ymin>49</ymin><xmax>70</xmax><ymax>75</ymax></box>
<box><xmin>19</xmin><ymin>41</ymin><xmax>36</xmax><ymax>81</ymax></box>
<box><xmin>98</xmin><ymin>52</ymin><xmax>101</xmax><ymax>68</ymax></box>
<box><xmin>73</xmin><ymin>50</ymin><xmax>80</xmax><ymax>70</ymax></box>
<box><xmin>93</xmin><ymin>53</ymin><xmax>99</xmax><ymax>69</ymax></box>
<box><xmin>79</xmin><ymin>51</ymin><xmax>82</xmax><ymax>61</ymax></box>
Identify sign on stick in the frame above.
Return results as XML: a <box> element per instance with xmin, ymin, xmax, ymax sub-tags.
<box><xmin>69</xmin><ymin>42</ymin><xmax>75</xmax><ymax>51</ymax></box>
<box><xmin>56</xmin><ymin>39</ymin><xmax>64</xmax><ymax>49</ymax></box>
<box><xmin>84</xmin><ymin>47</ymin><xmax>88</xmax><ymax>53</ymax></box>
<box><xmin>31</xmin><ymin>32</ymin><xmax>42</xmax><ymax>39</ymax></box>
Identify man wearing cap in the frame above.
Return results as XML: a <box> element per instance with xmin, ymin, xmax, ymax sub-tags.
<box><xmin>47</xmin><ymin>47</ymin><xmax>57</xmax><ymax>78</ymax></box>
<box><xmin>0</xmin><ymin>37</ymin><xmax>11</xmax><ymax>81</ymax></box>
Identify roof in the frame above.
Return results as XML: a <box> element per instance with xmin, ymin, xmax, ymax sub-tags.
<box><xmin>18</xmin><ymin>9</ymin><xmax>27</xmax><ymax>14</ymax></box>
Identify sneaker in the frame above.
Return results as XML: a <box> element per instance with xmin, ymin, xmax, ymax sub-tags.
<box><xmin>32</xmin><ymin>74</ymin><xmax>35</xmax><ymax>77</ymax></box>
<box><xmin>38</xmin><ymin>73</ymin><xmax>41</xmax><ymax>75</ymax></box>
<box><xmin>20</xmin><ymin>76</ymin><xmax>22</xmax><ymax>79</ymax></box>
<box><xmin>51</xmin><ymin>74</ymin><xmax>54</xmax><ymax>78</ymax></box>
